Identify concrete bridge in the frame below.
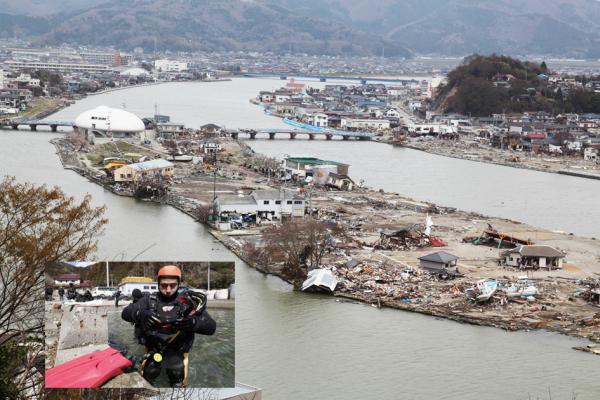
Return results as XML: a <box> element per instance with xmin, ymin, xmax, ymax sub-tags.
<box><xmin>242</xmin><ymin>72</ymin><xmax>420</xmax><ymax>84</ymax></box>
<box><xmin>0</xmin><ymin>118</ymin><xmax>75</xmax><ymax>132</ymax></box>
<box><xmin>229</xmin><ymin>128</ymin><xmax>374</xmax><ymax>141</ymax></box>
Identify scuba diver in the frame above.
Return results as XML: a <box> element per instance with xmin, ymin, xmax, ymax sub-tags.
<box><xmin>121</xmin><ymin>265</ymin><xmax>216</xmax><ymax>387</ymax></box>
<box><xmin>114</xmin><ymin>289</ymin><xmax>122</xmax><ymax>307</ymax></box>
<box><xmin>66</xmin><ymin>283</ymin><xmax>78</xmax><ymax>300</ymax></box>
<box><xmin>131</xmin><ymin>288</ymin><xmax>144</xmax><ymax>343</ymax></box>
<box><xmin>45</xmin><ymin>287</ymin><xmax>53</xmax><ymax>301</ymax></box>
<box><xmin>132</xmin><ymin>288</ymin><xmax>143</xmax><ymax>303</ymax></box>
<box><xmin>58</xmin><ymin>287</ymin><xmax>65</xmax><ymax>302</ymax></box>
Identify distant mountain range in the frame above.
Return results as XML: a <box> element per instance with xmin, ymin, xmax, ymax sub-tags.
<box><xmin>1</xmin><ymin>0</ymin><xmax>600</xmax><ymax>58</ymax></box>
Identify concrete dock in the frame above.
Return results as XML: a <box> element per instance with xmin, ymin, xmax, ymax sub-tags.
<box><xmin>46</xmin><ymin>301</ymin><xmax>153</xmax><ymax>389</ymax></box>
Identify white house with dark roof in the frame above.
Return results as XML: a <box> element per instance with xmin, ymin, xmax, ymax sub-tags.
<box><xmin>501</xmin><ymin>245</ymin><xmax>565</xmax><ymax>270</ymax></box>
<box><xmin>214</xmin><ymin>190</ymin><xmax>305</xmax><ymax>227</ymax></box>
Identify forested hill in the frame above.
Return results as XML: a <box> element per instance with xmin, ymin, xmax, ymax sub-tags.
<box><xmin>436</xmin><ymin>55</ymin><xmax>600</xmax><ymax>116</ymax></box>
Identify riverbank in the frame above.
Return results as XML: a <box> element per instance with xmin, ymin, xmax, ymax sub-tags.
<box><xmin>50</xmin><ymin>134</ymin><xmax>600</xmax><ymax>348</ymax></box>
<box><xmin>385</xmin><ymin>136</ymin><xmax>600</xmax><ymax>181</ymax></box>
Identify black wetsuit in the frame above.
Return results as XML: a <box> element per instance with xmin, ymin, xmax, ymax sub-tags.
<box><xmin>114</xmin><ymin>290</ymin><xmax>121</xmax><ymax>307</ymax></box>
<box><xmin>66</xmin><ymin>287</ymin><xmax>77</xmax><ymax>300</ymax></box>
<box><xmin>58</xmin><ymin>288</ymin><xmax>65</xmax><ymax>301</ymax></box>
<box><xmin>45</xmin><ymin>287</ymin><xmax>53</xmax><ymax>301</ymax></box>
<box><xmin>121</xmin><ymin>291</ymin><xmax>216</xmax><ymax>387</ymax></box>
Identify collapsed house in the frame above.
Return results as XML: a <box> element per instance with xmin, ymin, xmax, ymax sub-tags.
<box><xmin>325</xmin><ymin>173</ymin><xmax>355</xmax><ymax>191</ymax></box>
<box><xmin>463</xmin><ymin>226</ymin><xmax>533</xmax><ymax>247</ymax></box>
<box><xmin>375</xmin><ymin>224</ymin><xmax>446</xmax><ymax>250</ymax></box>
<box><xmin>301</xmin><ymin>269</ymin><xmax>338</xmax><ymax>294</ymax></box>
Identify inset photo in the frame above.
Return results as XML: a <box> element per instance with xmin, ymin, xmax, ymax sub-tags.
<box><xmin>44</xmin><ymin>261</ymin><xmax>235</xmax><ymax>389</ymax></box>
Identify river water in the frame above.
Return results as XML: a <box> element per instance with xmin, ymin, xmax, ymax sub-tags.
<box><xmin>1</xmin><ymin>78</ymin><xmax>599</xmax><ymax>399</ymax></box>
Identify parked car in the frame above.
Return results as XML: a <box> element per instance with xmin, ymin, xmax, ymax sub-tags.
<box><xmin>91</xmin><ymin>287</ymin><xmax>117</xmax><ymax>298</ymax></box>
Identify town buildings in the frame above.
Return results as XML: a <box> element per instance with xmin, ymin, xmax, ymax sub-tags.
<box><xmin>155</xmin><ymin>59</ymin><xmax>188</xmax><ymax>72</ymax></box>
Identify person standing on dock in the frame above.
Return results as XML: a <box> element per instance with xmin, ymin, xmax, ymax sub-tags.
<box><xmin>58</xmin><ymin>287</ymin><xmax>65</xmax><ymax>302</ymax></box>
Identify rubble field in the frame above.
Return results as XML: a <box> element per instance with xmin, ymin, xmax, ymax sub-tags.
<box><xmin>392</xmin><ymin>135</ymin><xmax>600</xmax><ymax>178</ymax></box>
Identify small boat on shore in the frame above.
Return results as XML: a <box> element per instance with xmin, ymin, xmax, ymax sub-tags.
<box><xmin>505</xmin><ymin>278</ymin><xmax>539</xmax><ymax>298</ymax></box>
<box><xmin>476</xmin><ymin>279</ymin><xmax>498</xmax><ymax>302</ymax></box>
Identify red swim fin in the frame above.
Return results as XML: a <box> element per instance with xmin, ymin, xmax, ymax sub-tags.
<box><xmin>45</xmin><ymin>346</ymin><xmax>133</xmax><ymax>388</ymax></box>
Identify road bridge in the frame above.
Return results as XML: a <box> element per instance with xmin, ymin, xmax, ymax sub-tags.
<box><xmin>0</xmin><ymin>118</ymin><xmax>75</xmax><ymax>132</ymax></box>
<box><xmin>242</xmin><ymin>72</ymin><xmax>420</xmax><ymax>84</ymax></box>
<box><xmin>229</xmin><ymin>128</ymin><xmax>374</xmax><ymax>141</ymax></box>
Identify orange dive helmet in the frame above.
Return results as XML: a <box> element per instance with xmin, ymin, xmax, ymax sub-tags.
<box><xmin>157</xmin><ymin>265</ymin><xmax>181</xmax><ymax>282</ymax></box>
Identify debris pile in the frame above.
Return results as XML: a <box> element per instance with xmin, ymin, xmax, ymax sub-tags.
<box><xmin>576</xmin><ymin>278</ymin><xmax>600</xmax><ymax>305</ymax></box>
<box><xmin>374</xmin><ymin>224</ymin><xmax>446</xmax><ymax>250</ymax></box>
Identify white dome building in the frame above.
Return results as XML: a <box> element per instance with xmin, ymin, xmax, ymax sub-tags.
<box><xmin>75</xmin><ymin>106</ymin><xmax>145</xmax><ymax>137</ymax></box>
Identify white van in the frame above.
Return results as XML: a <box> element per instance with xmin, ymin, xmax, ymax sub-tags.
<box><xmin>91</xmin><ymin>287</ymin><xmax>117</xmax><ymax>298</ymax></box>
<box><xmin>118</xmin><ymin>282</ymin><xmax>158</xmax><ymax>296</ymax></box>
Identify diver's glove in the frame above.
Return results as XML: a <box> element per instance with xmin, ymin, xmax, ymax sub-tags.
<box><xmin>173</xmin><ymin>316</ymin><xmax>196</xmax><ymax>332</ymax></box>
<box><xmin>139</xmin><ymin>309</ymin><xmax>160</xmax><ymax>330</ymax></box>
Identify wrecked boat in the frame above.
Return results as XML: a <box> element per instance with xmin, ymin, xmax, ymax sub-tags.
<box><xmin>505</xmin><ymin>278</ymin><xmax>539</xmax><ymax>298</ymax></box>
<box><xmin>301</xmin><ymin>269</ymin><xmax>338</xmax><ymax>294</ymax></box>
<box><xmin>476</xmin><ymin>279</ymin><xmax>498</xmax><ymax>302</ymax></box>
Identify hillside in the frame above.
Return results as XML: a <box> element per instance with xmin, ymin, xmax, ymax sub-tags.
<box><xmin>273</xmin><ymin>0</ymin><xmax>600</xmax><ymax>57</ymax></box>
<box><xmin>34</xmin><ymin>0</ymin><xmax>411</xmax><ymax>57</ymax></box>
<box><xmin>2</xmin><ymin>0</ymin><xmax>600</xmax><ymax>57</ymax></box>
<box><xmin>436</xmin><ymin>55</ymin><xmax>600</xmax><ymax>116</ymax></box>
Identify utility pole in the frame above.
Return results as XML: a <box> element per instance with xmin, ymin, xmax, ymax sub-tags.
<box><xmin>212</xmin><ymin>150</ymin><xmax>218</xmax><ymax>222</ymax></box>
<box><xmin>207</xmin><ymin>264</ymin><xmax>211</xmax><ymax>291</ymax></box>
<box><xmin>106</xmin><ymin>261</ymin><xmax>110</xmax><ymax>287</ymax></box>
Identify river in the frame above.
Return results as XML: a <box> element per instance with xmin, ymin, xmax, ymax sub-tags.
<box><xmin>1</xmin><ymin>78</ymin><xmax>598</xmax><ymax>399</ymax></box>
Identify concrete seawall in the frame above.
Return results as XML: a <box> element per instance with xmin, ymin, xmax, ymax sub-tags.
<box><xmin>48</xmin><ymin>302</ymin><xmax>153</xmax><ymax>388</ymax></box>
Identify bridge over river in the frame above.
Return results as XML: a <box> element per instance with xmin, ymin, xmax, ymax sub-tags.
<box><xmin>242</xmin><ymin>72</ymin><xmax>421</xmax><ymax>84</ymax></box>
<box><xmin>0</xmin><ymin>118</ymin><xmax>74</xmax><ymax>132</ymax></box>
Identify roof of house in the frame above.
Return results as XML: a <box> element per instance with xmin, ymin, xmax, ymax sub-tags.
<box><xmin>55</xmin><ymin>274</ymin><xmax>80</xmax><ymax>280</ymax></box>
<box><xmin>127</xmin><ymin>159</ymin><xmax>174</xmax><ymax>171</ymax></box>
<box><xmin>506</xmin><ymin>245</ymin><xmax>565</xmax><ymax>258</ymax></box>
<box><xmin>418</xmin><ymin>251</ymin><xmax>459</xmax><ymax>264</ymax></box>
<box><xmin>216</xmin><ymin>194</ymin><xmax>257</xmax><ymax>206</ymax></box>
